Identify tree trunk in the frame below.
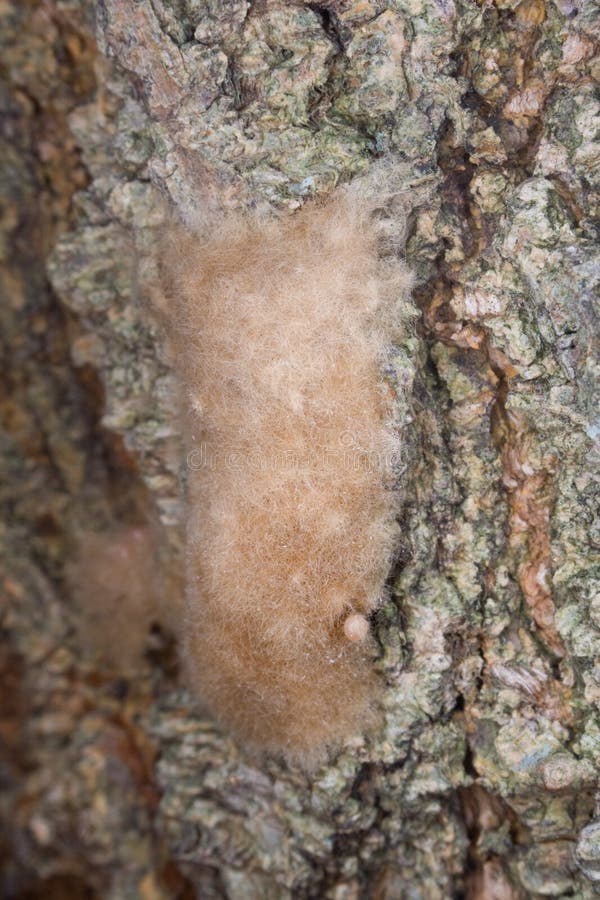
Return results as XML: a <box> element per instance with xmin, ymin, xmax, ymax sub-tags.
<box><xmin>1</xmin><ymin>0</ymin><xmax>599</xmax><ymax>897</ymax></box>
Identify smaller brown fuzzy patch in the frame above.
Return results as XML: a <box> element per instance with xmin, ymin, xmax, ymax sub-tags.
<box><xmin>67</xmin><ymin>526</ymin><xmax>179</xmax><ymax>672</ymax></box>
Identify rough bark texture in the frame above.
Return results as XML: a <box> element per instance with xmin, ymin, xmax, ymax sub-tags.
<box><xmin>1</xmin><ymin>0</ymin><xmax>599</xmax><ymax>898</ymax></box>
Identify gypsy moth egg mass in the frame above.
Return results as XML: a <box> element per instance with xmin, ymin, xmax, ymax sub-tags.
<box><xmin>159</xmin><ymin>165</ymin><xmax>414</xmax><ymax>765</ymax></box>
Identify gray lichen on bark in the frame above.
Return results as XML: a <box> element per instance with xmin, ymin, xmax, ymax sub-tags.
<box><xmin>2</xmin><ymin>0</ymin><xmax>599</xmax><ymax>897</ymax></box>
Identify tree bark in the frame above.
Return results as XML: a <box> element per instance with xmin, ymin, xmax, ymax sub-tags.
<box><xmin>1</xmin><ymin>0</ymin><xmax>599</xmax><ymax>897</ymax></box>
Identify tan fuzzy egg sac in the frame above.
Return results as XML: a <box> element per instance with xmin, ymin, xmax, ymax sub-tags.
<box><xmin>159</xmin><ymin>175</ymin><xmax>413</xmax><ymax>766</ymax></box>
